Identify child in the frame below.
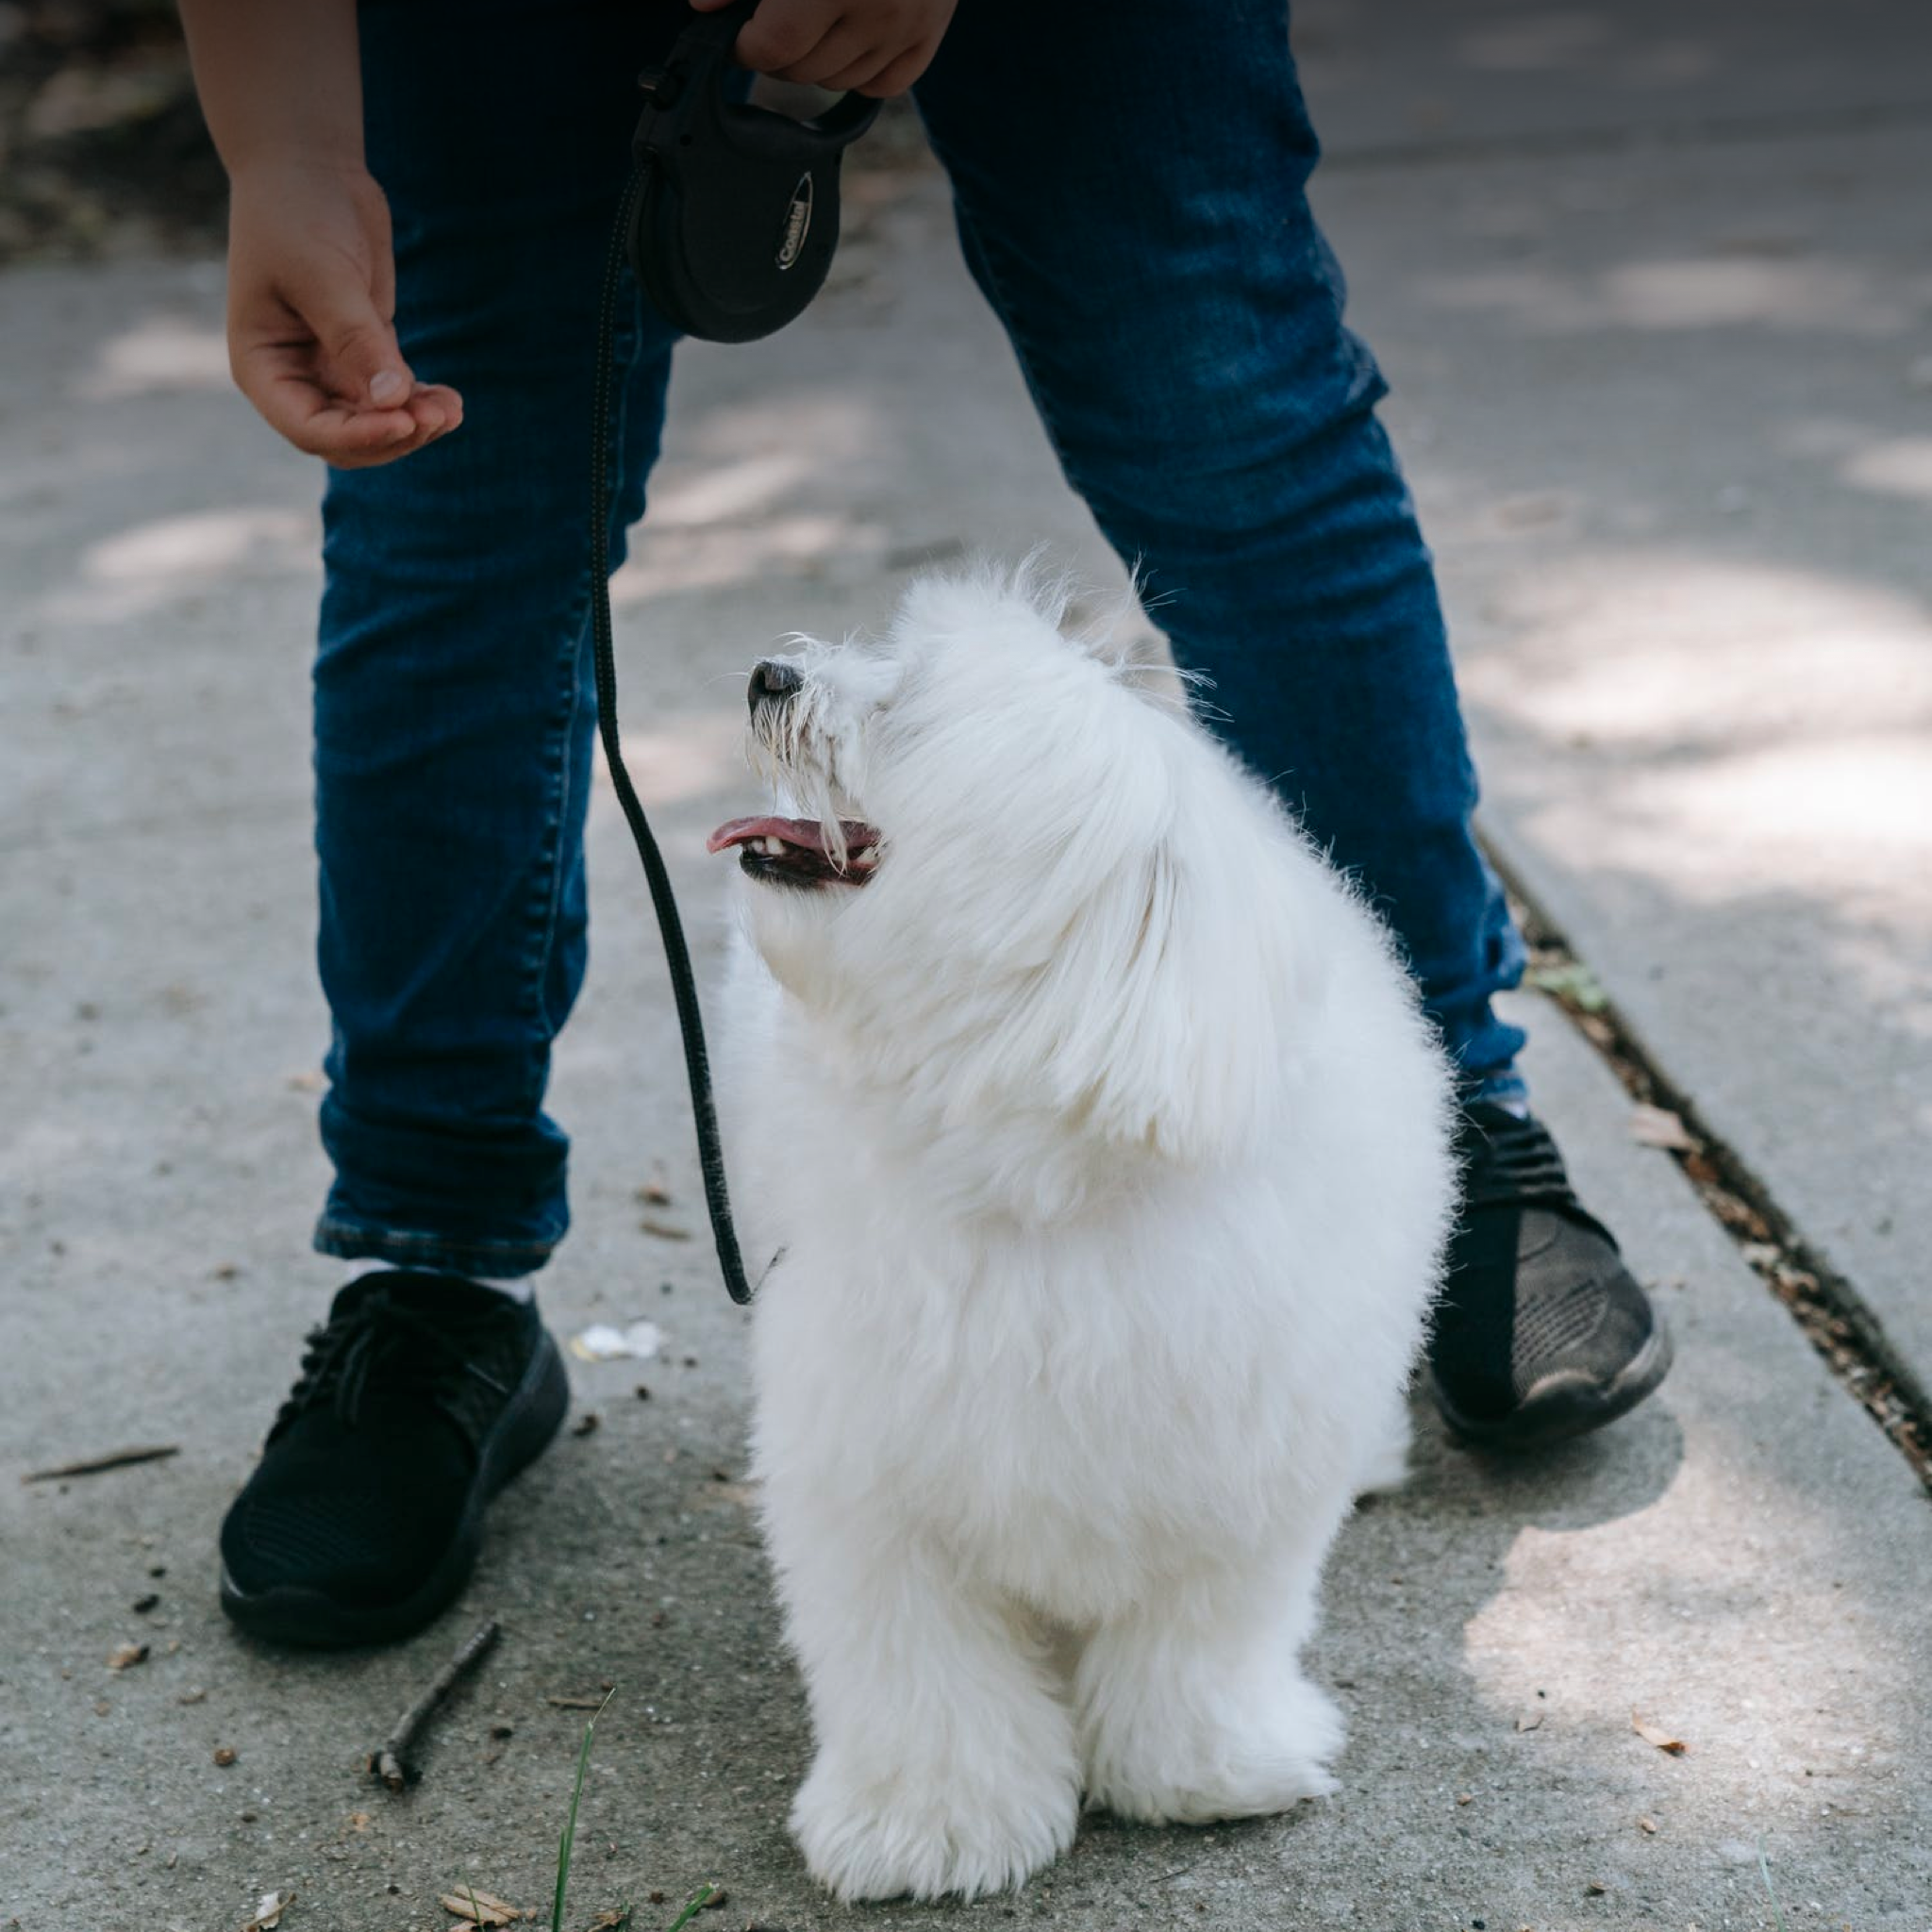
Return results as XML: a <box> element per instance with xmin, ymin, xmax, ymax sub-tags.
<box><xmin>180</xmin><ymin>0</ymin><xmax>1670</xmax><ymax>1647</ymax></box>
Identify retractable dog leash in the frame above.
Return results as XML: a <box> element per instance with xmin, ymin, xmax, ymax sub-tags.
<box><xmin>588</xmin><ymin>1</ymin><xmax>879</xmax><ymax>1304</ymax></box>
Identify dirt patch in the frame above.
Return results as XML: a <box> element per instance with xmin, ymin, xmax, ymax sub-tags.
<box><xmin>0</xmin><ymin>0</ymin><xmax>225</xmax><ymax>263</ymax></box>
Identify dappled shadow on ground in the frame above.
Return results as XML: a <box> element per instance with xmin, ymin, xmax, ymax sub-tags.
<box><xmin>10</xmin><ymin>4</ymin><xmax>1932</xmax><ymax>1923</ymax></box>
<box><xmin>1302</xmin><ymin>51</ymin><xmax>1932</xmax><ymax>1374</ymax></box>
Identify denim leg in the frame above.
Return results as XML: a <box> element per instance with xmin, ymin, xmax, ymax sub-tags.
<box><xmin>914</xmin><ymin>1</ymin><xmax>1526</xmax><ymax>1097</ymax></box>
<box><xmin>312</xmin><ymin>1</ymin><xmax>683</xmax><ymax>1274</ymax></box>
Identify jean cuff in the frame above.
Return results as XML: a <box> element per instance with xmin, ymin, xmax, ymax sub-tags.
<box><xmin>313</xmin><ymin>1211</ymin><xmax>554</xmax><ymax>1280</ymax></box>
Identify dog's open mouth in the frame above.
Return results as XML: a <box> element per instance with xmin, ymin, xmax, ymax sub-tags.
<box><xmin>707</xmin><ymin>816</ymin><xmax>882</xmax><ymax>888</ymax></box>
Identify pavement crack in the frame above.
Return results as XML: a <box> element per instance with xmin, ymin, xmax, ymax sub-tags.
<box><xmin>1486</xmin><ymin>841</ymin><xmax>1932</xmax><ymax>1496</ymax></box>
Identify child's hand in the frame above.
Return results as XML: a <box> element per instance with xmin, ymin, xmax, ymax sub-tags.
<box><xmin>225</xmin><ymin>158</ymin><xmax>462</xmax><ymax>468</ymax></box>
<box><xmin>694</xmin><ymin>0</ymin><xmax>958</xmax><ymax>96</ymax></box>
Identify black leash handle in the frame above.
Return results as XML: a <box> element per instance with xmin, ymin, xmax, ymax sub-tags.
<box><xmin>590</xmin><ymin>158</ymin><xmax>757</xmax><ymax>1305</ymax></box>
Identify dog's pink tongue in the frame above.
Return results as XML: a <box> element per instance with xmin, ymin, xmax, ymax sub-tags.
<box><xmin>707</xmin><ymin>816</ymin><xmax>876</xmax><ymax>855</ymax></box>
<box><xmin>707</xmin><ymin>816</ymin><xmax>824</xmax><ymax>855</ymax></box>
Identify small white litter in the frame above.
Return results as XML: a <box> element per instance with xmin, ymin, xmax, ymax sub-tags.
<box><xmin>569</xmin><ymin>1320</ymin><xmax>665</xmax><ymax>1363</ymax></box>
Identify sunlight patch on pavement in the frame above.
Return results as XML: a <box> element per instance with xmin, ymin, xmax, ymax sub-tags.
<box><xmin>73</xmin><ymin>311</ymin><xmax>231</xmax><ymax>400</ymax></box>
<box><xmin>1839</xmin><ymin>437</ymin><xmax>1932</xmax><ymax>504</ymax></box>
<box><xmin>598</xmin><ymin>709</ymin><xmax>746</xmax><ymax>808</ymax></box>
<box><xmin>49</xmin><ymin>507</ymin><xmax>317</xmax><ymax>623</ymax></box>
<box><xmin>1422</xmin><ymin>254</ymin><xmax>1910</xmax><ymax>337</ymax></box>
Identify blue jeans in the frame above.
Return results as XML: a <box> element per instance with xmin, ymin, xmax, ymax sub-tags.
<box><xmin>314</xmin><ymin>0</ymin><xmax>1527</xmax><ymax>1277</ymax></box>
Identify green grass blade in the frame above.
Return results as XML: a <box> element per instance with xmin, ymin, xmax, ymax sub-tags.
<box><xmin>551</xmin><ymin>1689</ymin><xmax>616</xmax><ymax>1932</ymax></box>
<box><xmin>1757</xmin><ymin>1839</ymin><xmax>1790</xmax><ymax>1932</ymax></box>
<box><xmin>662</xmin><ymin>1883</ymin><xmax>717</xmax><ymax>1931</ymax></box>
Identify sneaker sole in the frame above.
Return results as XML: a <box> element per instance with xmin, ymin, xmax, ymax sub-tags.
<box><xmin>219</xmin><ymin>1324</ymin><xmax>572</xmax><ymax>1649</ymax></box>
<box><xmin>1431</xmin><ymin>1308</ymin><xmax>1674</xmax><ymax>1453</ymax></box>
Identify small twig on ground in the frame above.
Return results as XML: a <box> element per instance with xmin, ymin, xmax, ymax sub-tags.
<box><xmin>368</xmin><ymin>1619</ymin><xmax>501</xmax><ymax>1791</ymax></box>
<box><xmin>22</xmin><ymin>1443</ymin><xmax>179</xmax><ymax>1483</ymax></box>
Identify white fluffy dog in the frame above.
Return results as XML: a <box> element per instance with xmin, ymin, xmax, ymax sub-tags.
<box><xmin>708</xmin><ymin>566</ymin><xmax>1454</xmax><ymax>1903</ymax></box>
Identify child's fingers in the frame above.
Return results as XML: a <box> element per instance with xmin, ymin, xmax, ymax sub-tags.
<box><xmin>401</xmin><ymin>382</ymin><xmax>463</xmax><ymax>438</ymax></box>
<box><xmin>731</xmin><ymin>0</ymin><xmax>839</xmax><ymax>75</ymax></box>
<box><xmin>858</xmin><ymin>42</ymin><xmax>934</xmax><ymax>95</ymax></box>
<box><xmin>236</xmin><ymin>341</ymin><xmax>461</xmax><ymax>461</ymax></box>
<box><xmin>770</xmin><ymin>25</ymin><xmax>877</xmax><ymax>85</ymax></box>
<box><xmin>817</xmin><ymin>46</ymin><xmax>893</xmax><ymax>92</ymax></box>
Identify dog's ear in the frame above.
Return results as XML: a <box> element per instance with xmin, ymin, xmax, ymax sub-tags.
<box><xmin>1032</xmin><ymin>824</ymin><xmax>1320</xmax><ymax>1168</ymax></box>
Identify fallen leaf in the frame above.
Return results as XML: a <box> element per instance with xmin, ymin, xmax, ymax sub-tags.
<box><xmin>346</xmin><ymin>1811</ymin><xmax>373</xmax><ymax>1833</ymax></box>
<box><xmin>1628</xmin><ymin>1104</ymin><xmax>1694</xmax><ymax>1152</ymax></box>
<box><xmin>240</xmin><ymin>1890</ymin><xmax>295</xmax><ymax>1931</ymax></box>
<box><xmin>1525</xmin><ymin>961</ymin><xmax>1609</xmax><ymax>1013</ymax></box>
<box><xmin>587</xmin><ymin>1912</ymin><xmax>633</xmax><ymax>1930</ymax></box>
<box><xmin>1631</xmin><ymin>1710</ymin><xmax>1687</xmax><ymax>1755</ymax></box>
<box><xmin>213</xmin><ymin>1744</ymin><xmax>238</xmax><ymax>1766</ymax></box>
<box><xmin>108</xmin><ymin>1641</ymin><xmax>150</xmax><ymax>1671</ymax></box>
<box><xmin>638</xmin><ymin>1216</ymin><xmax>691</xmax><ymax>1241</ymax></box>
<box><xmin>441</xmin><ymin>1889</ymin><xmax>521</xmax><ymax>1926</ymax></box>
<box><xmin>569</xmin><ymin>1321</ymin><xmax>664</xmax><ymax>1363</ymax></box>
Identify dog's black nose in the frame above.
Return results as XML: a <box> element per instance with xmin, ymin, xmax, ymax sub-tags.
<box><xmin>748</xmin><ymin>659</ymin><xmax>803</xmax><ymax>713</ymax></box>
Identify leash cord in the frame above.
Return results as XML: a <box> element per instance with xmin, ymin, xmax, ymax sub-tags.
<box><xmin>589</xmin><ymin>158</ymin><xmax>757</xmax><ymax>1306</ymax></box>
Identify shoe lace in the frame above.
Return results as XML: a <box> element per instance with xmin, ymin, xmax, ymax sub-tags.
<box><xmin>1457</xmin><ymin>1108</ymin><xmax>1583</xmax><ymax>1215</ymax></box>
<box><xmin>270</xmin><ymin>1281</ymin><xmax>510</xmax><ymax>1445</ymax></box>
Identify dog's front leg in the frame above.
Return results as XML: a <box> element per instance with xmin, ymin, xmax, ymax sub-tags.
<box><xmin>770</xmin><ymin>1515</ymin><xmax>1079</xmax><ymax>1902</ymax></box>
<box><xmin>1075</xmin><ymin>1529</ymin><xmax>1347</xmax><ymax>1827</ymax></box>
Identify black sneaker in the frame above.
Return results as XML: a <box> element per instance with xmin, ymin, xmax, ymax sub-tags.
<box><xmin>1429</xmin><ymin>1103</ymin><xmax>1673</xmax><ymax>1450</ymax></box>
<box><xmin>220</xmin><ymin>1271</ymin><xmax>570</xmax><ymax>1647</ymax></box>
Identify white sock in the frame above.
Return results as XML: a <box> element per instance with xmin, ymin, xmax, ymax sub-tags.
<box><xmin>341</xmin><ymin>1257</ymin><xmax>536</xmax><ymax>1303</ymax></box>
<box><xmin>470</xmin><ymin>1272</ymin><xmax>536</xmax><ymax>1304</ymax></box>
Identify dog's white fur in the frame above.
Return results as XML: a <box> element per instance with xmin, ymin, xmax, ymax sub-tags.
<box><xmin>716</xmin><ymin>566</ymin><xmax>1454</xmax><ymax>1903</ymax></box>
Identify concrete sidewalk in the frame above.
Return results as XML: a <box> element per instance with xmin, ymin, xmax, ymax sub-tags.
<box><xmin>4</xmin><ymin>3</ymin><xmax>1930</xmax><ymax>1926</ymax></box>
<box><xmin>1297</xmin><ymin>0</ymin><xmax>1932</xmax><ymax>1401</ymax></box>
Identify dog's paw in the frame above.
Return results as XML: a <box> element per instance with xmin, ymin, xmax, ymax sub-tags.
<box><xmin>791</xmin><ymin>1747</ymin><xmax>1078</xmax><ymax>1902</ymax></box>
<box><xmin>1086</xmin><ymin>1672</ymin><xmax>1342</xmax><ymax>1826</ymax></box>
